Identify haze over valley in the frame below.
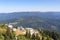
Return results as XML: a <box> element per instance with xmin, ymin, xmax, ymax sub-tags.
<box><xmin>0</xmin><ymin>12</ymin><xmax>60</xmax><ymax>33</ymax></box>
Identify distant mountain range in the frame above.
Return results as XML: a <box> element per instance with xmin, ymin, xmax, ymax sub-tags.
<box><xmin>0</xmin><ymin>12</ymin><xmax>60</xmax><ymax>33</ymax></box>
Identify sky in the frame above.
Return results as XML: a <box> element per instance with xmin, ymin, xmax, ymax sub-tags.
<box><xmin>0</xmin><ymin>0</ymin><xmax>60</xmax><ymax>13</ymax></box>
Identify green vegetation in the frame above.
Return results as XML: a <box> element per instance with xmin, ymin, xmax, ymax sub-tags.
<box><xmin>0</xmin><ymin>24</ymin><xmax>60</xmax><ymax>40</ymax></box>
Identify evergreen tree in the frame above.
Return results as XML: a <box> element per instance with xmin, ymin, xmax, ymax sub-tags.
<box><xmin>32</xmin><ymin>33</ymin><xmax>36</xmax><ymax>40</ymax></box>
<box><xmin>36</xmin><ymin>33</ymin><xmax>40</xmax><ymax>40</ymax></box>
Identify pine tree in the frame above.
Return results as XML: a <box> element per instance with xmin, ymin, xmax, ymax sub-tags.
<box><xmin>32</xmin><ymin>33</ymin><xmax>36</xmax><ymax>40</ymax></box>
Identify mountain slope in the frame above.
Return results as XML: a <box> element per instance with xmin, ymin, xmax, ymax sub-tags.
<box><xmin>5</xmin><ymin>16</ymin><xmax>59</xmax><ymax>33</ymax></box>
<box><xmin>0</xmin><ymin>24</ymin><xmax>60</xmax><ymax>40</ymax></box>
<box><xmin>0</xmin><ymin>12</ymin><xmax>60</xmax><ymax>33</ymax></box>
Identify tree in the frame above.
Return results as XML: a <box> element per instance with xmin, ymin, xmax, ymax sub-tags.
<box><xmin>25</xmin><ymin>31</ymin><xmax>31</xmax><ymax>38</ymax></box>
<box><xmin>32</xmin><ymin>33</ymin><xmax>36</xmax><ymax>40</ymax></box>
<box><xmin>36</xmin><ymin>33</ymin><xmax>40</xmax><ymax>40</ymax></box>
<box><xmin>0</xmin><ymin>35</ymin><xmax>4</xmax><ymax>40</ymax></box>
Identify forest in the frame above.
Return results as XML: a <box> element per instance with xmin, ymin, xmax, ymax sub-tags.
<box><xmin>0</xmin><ymin>24</ymin><xmax>60</xmax><ymax>40</ymax></box>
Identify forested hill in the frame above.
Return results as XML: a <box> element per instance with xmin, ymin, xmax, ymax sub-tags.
<box><xmin>0</xmin><ymin>12</ymin><xmax>60</xmax><ymax>33</ymax></box>
<box><xmin>0</xmin><ymin>24</ymin><xmax>60</xmax><ymax>40</ymax></box>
